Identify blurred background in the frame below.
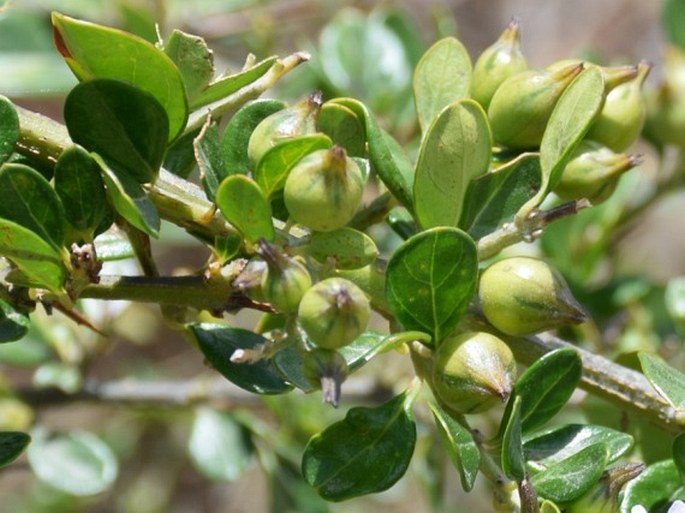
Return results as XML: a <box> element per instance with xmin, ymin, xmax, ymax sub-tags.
<box><xmin>0</xmin><ymin>1</ymin><xmax>676</xmax><ymax>512</ymax></box>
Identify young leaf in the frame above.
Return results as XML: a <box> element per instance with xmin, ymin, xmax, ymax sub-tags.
<box><xmin>305</xmin><ymin>228</ymin><xmax>379</xmax><ymax>270</ymax></box>
<box><xmin>52</xmin><ymin>12</ymin><xmax>188</xmax><ymax>140</ymax></box>
<box><xmin>428</xmin><ymin>401</ymin><xmax>480</xmax><ymax>491</ymax></box>
<box><xmin>64</xmin><ymin>79</ymin><xmax>169</xmax><ymax>184</ymax></box>
<box><xmin>0</xmin><ymin>95</ymin><xmax>18</xmax><ymax>164</ymax></box>
<box><xmin>317</xmin><ymin>101</ymin><xmax>366</xmax><ymax>157</ymax></box>
<box><xmin>302</xmin><ymin>391</ymin><xmax>416</xmax><ymax>501</ymax></box>
<box><xmin>638</xmin><ymin>352</ymin><xmax>685</xmax><ymax>409</ymax></box>
<box><xmin>215</xmin><ymin>175</ymin><xmax>275</xmax><ymax>244</ymax></box>
<box><xmin>502</xmin><ymin>395</ymin><xmax>526</xmax><ymax>481</ymax></box>
<box><xmin>531</xmin><ymin>443</ymin><xmax>609</xmax><ymax>503</ymax></box>
<box><xmin>222</xmin><ymin>99</ymin><xmax>286</xmax><ymax>175</ymax></box>
<box><xmin>385</xmin><ymin>227</ymin><xmax>478</xmax><ymax>343</ymax></box>
<box><xmin>190</xmin><ymin>56</ymin><xmax>278</xmax><ymax>110</ymax></box>
<box><xmin>164</xmin><ymin>29</ymin><xmax>214</xmax><ymax>101</ymax></box>
<box><xmin>27</xmin><ymin>429</ymin><xmax>118</xmax><ymax>496</ymax></box>
<box><xmin>194</xmin><ymin>117</ymin><xmax>225</xmax><ymax>201</ymax></box>
<box><xmin>413</xmin><ymin>99</ymin><xmax>491</xmax><ymax>229</ymax></box>
<box><xmin>620</xmin><ymin>460</ymin><xmax>685</xmax><ymax>513</ymax></box>
<box><xmin>460</xmin><ymin>153</ymin><xmax>542</xmax><ymax>239</ymax></box>
<box><xmin>188</xmin><ymin>407</ymin><xmax>253</xmax><ymax>482</ymax></box>
<box><xmin>0</xmin><ymin>431</ymin><xmax>30</xmax><ymax>467</ymax></box>
<box><xmin>0</xmin><ymin>163</ymin><xmax>66</xmax><ymax>249</ymax></box>
<box><xmin>413</xmin><ymin>37</ymin><xmax>472</xmax><ymax>132</ymax></box>
<box><xmin>0</xmin><ymin>300</ymin><xmax>30</xmax><ymax>343</ymax></box>
<box><xmin>54</xmin><ymin>146</ymin><xmax>107</xmax><ymax>241</ymax></box>
<box><xmin>524</xmin><ymin>424</ymin><xmax>633</xmax><ymax>469</ymax></box>
<box><xmin>189</xmin><ymin>323</ymin><xmax>293</xmax><ymax>395</ymax></box>
<box><xmin>94</xmin><ymin>155</ymin><xmax>161</xmax><ymax>238</ymax></box>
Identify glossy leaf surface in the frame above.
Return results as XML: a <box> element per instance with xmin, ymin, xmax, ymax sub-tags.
<box><xmin>502</xmin><ymin>395</ymin><xmax>525</xmax><ymax>481</ymax></box>
<box><xmin>216</xmin><ymin>175</ymin><xmax>274</xmax><ymax>243</ymax></box>
<box><xmin>0</xmin><ymin>300</ymin><xmax>30</xmax><ymax>343</ymax></box>
<box><xmin>190</xmin><ymin>323</ymin><xmax>293</xmax><ymax>395</ymax></box>
<box><xmin>639</xmin><ymin>352</ymin><xmax>685</xmax><ymax>409</ymax></box>
<box><xmin>302</xmin><ymin>391</ymin><xmax>416</xmax><ymax>501</ymax></box>
<box><xmin>620</xmin><ymin>460</ymin><xmax>685</xmax><ymax>513</ymax></box>
<box><xmin>0</xmin><ymin>431</ymin><xmax>30</xmax><ymax>467</ymax></box>
<box><xmin>386</xmin><ymin>227</ymin><xmax>477</xmax><ymax>343</ymax></box>
<box><xmin>0</xmin><ymin>95</ymin><xmax>18</xmax><ymax>164</ymax></box>
<box><xmin>414</xmin><ymin>99</ymin><xmax>491</xmax><ymax>229</ymax></box>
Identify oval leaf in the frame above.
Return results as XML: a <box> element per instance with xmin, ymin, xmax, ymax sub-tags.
<box><xmin>414</xmin><ymin>99</ymin><xmax>491</xmax><ymax>229</ymax></box>
<box><xmin>216</xmin><ymin>175</ymin><xmax>275</xmax><ymax>244</ymax></box>
<box><xmin>318</xmin><ymin>101</ymin><xmax>366</xmax><ymax>157</ymax></box>
<box><xmin>0</xmin><ymin>431</ymin><xmax>30</xmax><ymax>467</ymax></box>
<box><xmin>385</xmin><ymin>227</ymin><xmax>478</xmax><ymax>343</ymax></box>
<box><xmin>429</xmin><ymin>401</ymin><xmax>480</xmax><ymax>491</ymax></box>
<box><xmin>0</xmin><ymin>163</ymin><xmax>66</xmax><ymax>249</ymax></box>
<box><xmin>0</xmin><ymin>95</ymin><xmax>18</xmax><ymax>164</ymax></box>
<box><xmin>0</xmin><ymin>300</ymin><xmax>30</xmax><ymax>343</ymax></box>
<box><xmin>28</xmin><ymin>429</ymin><xmax>118</xmax><ymax>496</ymax></box>
<box><xmin>302</xmin><ymin>391</ymin><xmax>416</xmax><ymax>501</ymax></box>
<box><xmin>502</xmin><ymin>395</ymin><xmax>525</xmax><ymax>481</ymax></box>
<box><xmin>194</xmin><ymin>117</ymin><xmax>225</xmax><ymax>201</ymax></box>
<box><xmin>52</xmin><ymin>12</ymin><xmax>187</xmax><ymax>140</ymax></box>
<box><xmin>189</xmin><ymin>323</ymin><xmax>293</xmax><ymax>395</ymax></box>
<box><xmin>639</xmin><ymin>352</ymin><xmax>685</xmax><ymax>409</ymax></box>
<box><xmin>620</xmin><ymin>460</ymin><xmax>684</xmax><ymax>513</ymax></box>
<box><xmin>305</xmin><ymin>227</ymin><xmax>379</xmax><ymax>270</ymax></box>
<box><xmin>164</xmin><ymin>29</ymin><xmax>214</xmax><ymax>101</ymax></box>
<box><xmin>65</xmin><ymin>79</ymin><xmax>169</xmax><ymax>184</ymax></box>
<box><xmin>413</xmin><ymin>37</ymin><xmax>472</xmax><ymax>132</ymax></box>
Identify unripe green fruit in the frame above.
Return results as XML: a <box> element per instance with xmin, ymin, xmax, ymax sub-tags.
<box><xmin>284</xmin><ymin>145</ymin><xmax>364</xmax><ymax>232</ymax></box>
<box><xmin>256</xmin><ymin>241</ymin><xmax>312</xmax><ymax>314</ymax></box>
<box><xmin>432</xmin><ymin>331</ymin><xmax>516</xmax><ymax>414</ymax></box>
<box><xmin>586</xmin><ymin>61</ymin><xmax>651</xmax><ymax>152</ymax></box>
<box><xmin>547</xmin><ymin>59</ymin><xmax>638</xmax><ymax>94</ymax></box>
<box><xmin>247</xmin><ymin>91</ymin><xmax>322</xmax><ymax>168</ymax></box>
<box><xmin>298</xmin><ymin>277</ymin><xmax>370</xmax><ymax>349</ymax></box>
<box><xmin>488</xmin><ymin>63</ymin><xmax>583</xmax><ymax>149</ymax></box>
<box><xmin>470</xmin><ymin>19</ymin><xmax>528</xmax><ymax>111</ymax></box>
<box><xmin>554</xmin><ymin>141</ymin><xmax>640</xmax><ymax>204</ymax></box>
<box><xmin>478</xmin><ymin>257</ymin><xmax>586</xmax><ymax>336</ymax></box>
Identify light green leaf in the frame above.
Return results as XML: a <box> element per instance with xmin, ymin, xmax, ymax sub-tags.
<box><xmin>0</xmin><ymin>95</ymin><xmax>18</xmax><ymax>164</ymax></box>
<box><xmin>216</xmin><ymin>175</ymin><xmax>274</xmax><ymax>244</ymax></box>
<box><xmin>639</xmin><ymin>352</ymin><xmax>685</xmax><ymax>409</ymax></box>
<box><xmin>164</xmin><ymin>29</ymin><xmax>214</xmax><ymax>101</ymax></box>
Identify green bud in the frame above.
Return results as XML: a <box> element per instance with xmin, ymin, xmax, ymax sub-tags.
<box><xmin>303</xmin><ymin>347</ymin><xmax>349</xmax><ymax>407</ymax></box>
<box><xmin>247</xmin><ymin>91</ymin><xmax>322</xmax><ymax>168</ymax></box>
<box><xmin>470</xmin><ymin>19</ymin><xmax>528</xmax><ymax>111</ymax></box>
<box><xmin>586</xmin><ymin>61</ymin><xmax>651</xmax><ymax>152</ymax></box>
<box><xmin>478</xmin><ymin>256</ymin><xmax>586</xmax><ymax>336</ymax></box>
<box><xmin>284</xmin><ymin>145</ymin><xmax>364</xmax><ymax>232</ymax></box>
<box><xmin>432</xmin><ymin>331</ymin><xmax>517</xmax><ymax>414</ymax></box>
<box><xmin>554</xmin><ymin>141</ymin><xmax>640</xmax><ymax>204</ymax></box>
<box><xmin>566</xmin><ymin>462</ymin><xmax>644</xmax><ymax>513</ymax></box>
<box><xmin>256</xmin><ymin>240</ymin><xmax>312</xmax><ymax>314</ymax></box>
<box><xmin>298</xmin><ymin>277</ymin><xmax>370</xmax><ymax>349</ymax></box>
<box><xmin>488</xmin><ymin>63</ymin><xmax>583</xmax><ymax>149</ymax></box>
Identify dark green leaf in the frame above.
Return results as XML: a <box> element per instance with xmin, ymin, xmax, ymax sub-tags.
<box><xmin>502</xmin><ymin>395</ymin><xmax>526</xmax><ymax>481</ymax></box>
<box><xmin>0</xmin><ymin>218</ymin><xmax>67</xmax><ymax>293</ymax></box>
<box><xmin>191</xmin><ymin>56</ymin><xmax>278</xmax><ymax>109</ymax></box>
<box><xmin>54</xmin><ymin>146</ymin><xmax>107</xmax><ymax>241</ymax></box>
<box><xmin>188</xmin><ymin>407</ymin><xmax>253</xmax><ymax>482</ymax></box>
<box><xmin>620</xmin><ymin>460</ymin><xmax>684</xmax><ymax>513</ymax></box>
<box><xmin>302</xmin><ymin>391</ymin><xmax>416</xmax><ymax>501</ymax></box>
<box><xmin>0</xmin><ymin>431</ymin><xmax>30</xmax><ymax>467</ymax></box>
<box><xmin>0</xmin><ymin>163</ymin><xmax>65</xmax><ymax>249</ymax></box>
<box><xmin>664</xmin><ymin>0</ymin><xmax>685</xmax><ymax>50</ymax></box>
<box><xmin>189</xmin><ymin>323</ymin><xmax>293</xmax><ymax>395</ymax></box>
<box><xmin>254</xmin><ymin>134</ymin><xmax>332</xmax><ymax>199</ymax></box>
<box><xmin>194</xmin><ymin>118</ymin><xmax>225</xmax><ymax>200</ymax></box>
<box><xmin>532</xmin><ymin>443</ymin><xmax>608</xmax><ymax>503</ymax></box>
<box><xmin>267</xmin><ymin>454</ymin><xmax>331</xmax><ymax>513</ymax></box>
<box><xmin>52</xmin><ymin>12</ymin><xmax>187</xmax><ymax>140</ymax></box>
<box><xmin>164</xmin><ymin>128</ymin><xmax>200</xmax><ymax>178</ymax></box>
<box><xmin>0</xmin><ymin>95</ymin><xmax>18</xmax><ymax>164</ymax></box>
<box><xmin>28</xmin><ymin>429</ymin><xmax>118</xmax><ymax>496</ymax></box>
<box><xmin>413</xmin><ymin>37</ymin><xmax>472</xmax><ymax>132</ymax></box>
<box><xmin>460</xmin><ymin>153</ymin><xmax>542</xmax><ymax>239</ymax></box>
<box><xmin>0</xmin><ymin>300</ymin><xmax>30</xmax><ymax>343</ymax></box>
<box><xmin>639</xmin><ymin>352</ymin><xmax>685</xmax><ymax>409</ymax></box>
<box><xmin>673</xmin><ymin>433</ymin><xmax>685</xmax><ymax>480</ymax></box>
<box><xmin>414</xmin><ymin>99</ymin><xmax>491</xmax><ymax>229</ymax></box>
<box><xmin>65</xmin><ymin>79</ymin><xmax>169</xmax><ymax>184</ymax></box>
<box><xmin>222</xmin><ymin>99</ymin><xmax>285</xmax><ymax>175</ymax></box>
<box><xmin>385</xmin><ymin>227</ymin><xmax>478</xmax><ymax>343</ymax></box>
<box><xmin>429</xmin><ymin>401</ymin><xmax>480</xmax><ymax>491</ymax></box>
<box><xmin>94</xmin><ymin>155</ymin><xmax>160</xmax><ymax>237</ymax></box>
<box><xmin>216</xmin><ymin>175</ymin><xmax>274</xmax><ymax>244</ymax></box>
<box><xmin>305</xmin><ymin>228</ymin><xmax>379</xmax><ymax>270</ymax></box>
<box><xmin>164</xmin><ymin>29</ymin><xmax>214</xmax><ymax>101</ymax></box>
<box><xmin>524</xmin><ymin>424</ymin><xmax>633</xmax><ymax>470</ymax></box>
<box><xmin>387</xmin><ymin>207</ymin><xmax>417</xmax><ymax>240</ymax></box>
<box><xmin>318</xmin><ymin>101</ymin><xmax>366</xmax><ymax>157</ymax></box>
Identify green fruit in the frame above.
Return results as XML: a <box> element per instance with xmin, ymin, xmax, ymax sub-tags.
<box><xmin>284</xmin><ymin>145</ymin><xmax>364</xmax><ymax>232</ymax></box>
<box><xmin>432</xmin><ymin>331</ymin><xmax>516</xmax><ymax>414</ymax></box>
<box><xmin>256</xmin><ymin>240</ymin><xmax>312</xmax><ymax>314</ymax></box>
<box><xmin>471</xmin><ymin>18</ymin><xmax>528</xmax><ymax>111</ymax></box>
<box><xmin>644</xmin><ymin>48</ymin><xmax>685</xmax><ymax>148</ymax></box>
<box><xmin>547</xmin><ymin>59</ymin><xmax>638</xmax><ymax>93</ymax></box>
<box><xmin>554</xmin><ymin>141</ymin><xmax>640</xmax><ymax>204</ymax></box>
<box><xmin>303</xmin><ymin>347</ymin><xmax>349</xmax><ymax>407</ymax></box>
<box><xmin>488</xmin><ymin>63</ymin><xmax>582</xmax><ymax>149</ymax></box>
<box><xmin>478</xmin><ymin>257</ymin><xmax>586</xmax><ymax>336</ymax></box>
<box><xmin>586</xmin><ymin>61</ymin><xmax>651</xmax><ymax>152</ymax></box>
<box><xmin>297</xmin><ymin>277</ymin><xmax>370</xmax><ymax>349</ymax></box>
<box><xmin>247</xmin><ymin>91</ymin><xmax>322</xmax><ymax>168</ymax></box>
<box><xmin>232</xmin><ymin>258</ymin><xmax>268</xmax><ymax>302</ymax></box>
